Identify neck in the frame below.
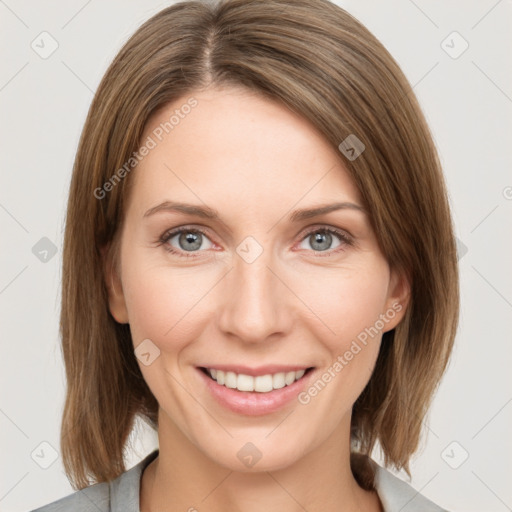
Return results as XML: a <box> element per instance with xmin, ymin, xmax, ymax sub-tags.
<box><xmin>140</xmin><ymin>408</ymin><xmax>382</xmax><ymax>512</ymax></box>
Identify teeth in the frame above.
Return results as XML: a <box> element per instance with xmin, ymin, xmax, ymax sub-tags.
<box><xmin>206</xmin><ymin>368</ymin><xmax>308</xmax><ymax>393</ymax></box>
<box><xmin>225</xmin><ymin>371</ymin><xmax>237</xmax><ymax>389</ymax></box>
<box><xmin>255</xmin><ymin>374</ymin><xmax>273</xmax><ymax>392</ymax></box>
<box><xmin>273</xmin><ymin>372</ymin><xmax>286</xmax><ymax>389</ymax></box>
<box><xmin>237</xmin><ymin>373</ymin><xmax>254</xmax><ymax>391</ymax></box>
<box><xmin>284</xmin><ymin>371</ymin><xmax>296</xmax><ymax>386</ymax></box>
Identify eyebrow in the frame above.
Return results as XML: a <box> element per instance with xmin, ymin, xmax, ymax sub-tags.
<box><xmin>143</xmin><ymin>200</ymin><xmax>366</xmax><ymax>222</ymax></box>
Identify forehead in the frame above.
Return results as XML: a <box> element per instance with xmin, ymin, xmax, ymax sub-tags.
<box><xmin>127</xmin><ymin>86</ymin><xmax>362</xmax><ymax>217</ymax></box>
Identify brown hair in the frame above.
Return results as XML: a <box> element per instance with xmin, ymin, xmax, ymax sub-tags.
<box><xmin>60</xmin><ymin>0</ymin><xmax>459</xmax><ymax>490</ymax></box>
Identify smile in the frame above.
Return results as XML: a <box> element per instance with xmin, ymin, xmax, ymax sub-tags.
<box><xmin>201</xmin><ymin>367</ymin><xmax>313</xmax><ymax>393</ymax></box>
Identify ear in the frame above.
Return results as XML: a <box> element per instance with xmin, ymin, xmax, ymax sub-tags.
<box><xmin>101</xmin><ymin>243</ymin><xmax>129</xmax><ymax>324</ymax></box>
<box><xmin>382</xmin><ymin>267</ymin><xmax>411</xmax><ymax>333</ymax></box>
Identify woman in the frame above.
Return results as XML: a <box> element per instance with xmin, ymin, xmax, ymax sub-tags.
<box><xmin>32</xmin><ymin>0</ymin><xmax>459</xmax><ymax>510</ymax></box>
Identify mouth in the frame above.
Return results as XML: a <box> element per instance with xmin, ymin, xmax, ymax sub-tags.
<box><xmin>199</xmin><ymin>366</ymin><xmax>315</xmax><ymax>393</ymax></box>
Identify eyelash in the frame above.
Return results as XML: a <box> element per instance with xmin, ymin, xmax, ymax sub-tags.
<box><xmin>157</xmin><ymin>225</ymin><xmax>353</xmax><ymax>259</ymax></box>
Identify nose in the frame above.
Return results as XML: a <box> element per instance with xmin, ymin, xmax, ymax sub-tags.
<box><xmin>217</xmin><ymin>246</ymin><xmax>293</xmax><ymax>344</ymax></box>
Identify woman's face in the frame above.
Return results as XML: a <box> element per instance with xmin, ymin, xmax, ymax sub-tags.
<box><xmin>106</xmin><ymin>85</ymin><xmax>408</xmax><ymax>471</ymax></box>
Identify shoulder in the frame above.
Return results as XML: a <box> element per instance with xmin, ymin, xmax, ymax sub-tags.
<box><xmin>370</xmin><ymin>459</ymin><xmax>449</xmax><ymax>512</ymax></box>
<box><xmin>30</xmin><ymin>450</ymin><xmax>159</xmax><ymax>512</ymax></box>
<box><xmin>29</xmin><ymin>481</ymin><xmax>110</xmax><ymax>512</ymax></box>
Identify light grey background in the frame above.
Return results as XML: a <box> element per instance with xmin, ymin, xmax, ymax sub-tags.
<box><xmin>1</xmin><ymin>1</ymin><xmax>511</xmax><ymax>511</ymax></box>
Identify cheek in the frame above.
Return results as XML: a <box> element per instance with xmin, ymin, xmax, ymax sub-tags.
<box><xmin>121</xmin><ymin>257</ymin><xmax>216</xmax><ymax>352</ymax></box>
<box><xmin>300</xmin><ymin>264</ymin><xmax>390</xmax><ymax>343</ymax></box>
<box><xmin>121</xmin><ymin>262</ymin><xmax>217</xmax><ymax>407</ymax></box>
<box><xmin>295</xmin><ymin>262</ymin><xmax>391</xmax><ymax>401</ymax></box>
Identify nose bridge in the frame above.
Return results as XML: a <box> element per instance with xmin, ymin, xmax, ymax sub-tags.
<box><xmin>217</xmin><ymin>240</ymin><xmax>291</xmax><ymax>343</ymax></box>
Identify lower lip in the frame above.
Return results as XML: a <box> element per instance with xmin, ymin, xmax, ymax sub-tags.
<box><xmin>197</xmin><ymin>367</ymin><xmax>314</xmax><ymax>416</ymax></box>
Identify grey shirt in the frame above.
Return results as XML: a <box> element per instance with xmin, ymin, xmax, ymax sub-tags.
<box><xmin>31</xmin><ymin>450</ymin><xmax>448</xmax><ymax>512</ymax></box>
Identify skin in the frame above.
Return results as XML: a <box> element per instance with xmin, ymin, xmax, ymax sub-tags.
<box><xmin>104</xmin><ymin>85</ymin><xmax>410</xmax><ymax>512</ymax></box>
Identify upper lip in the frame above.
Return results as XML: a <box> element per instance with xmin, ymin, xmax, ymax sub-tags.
<box><xmin>198</xmin><ymin>365</ymin><xmax>313</xmax><ymax>377</ymax></box>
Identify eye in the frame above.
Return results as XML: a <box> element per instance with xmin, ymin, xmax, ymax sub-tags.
<box><xmin>158</xmin><ymin>225</ymin><xmax>353</xmax><ymax>259</ymax></box>
<box><xmin>159</xmin><ymin>227</ymin><xmax>214</xmax><ymax>257</ymax></box>
<box><xmin>297</xmin><ymin>227</ymin><xmax>352</xmax><ymax>255</ymax></box>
